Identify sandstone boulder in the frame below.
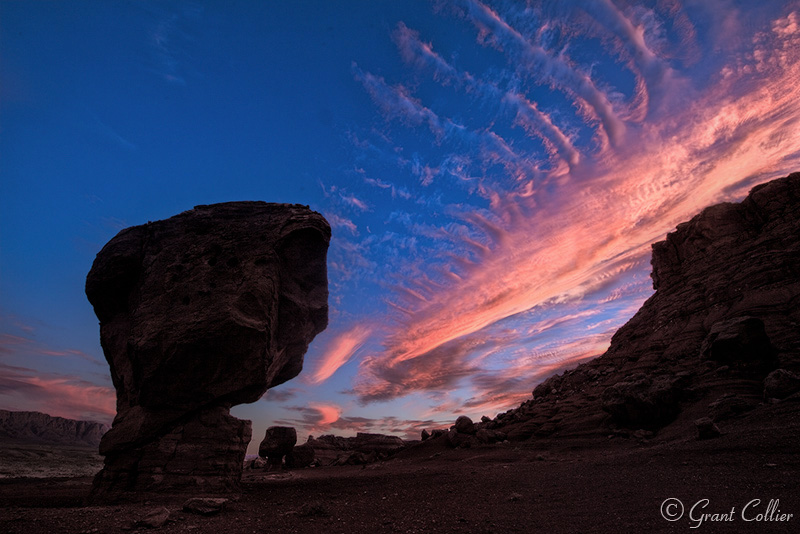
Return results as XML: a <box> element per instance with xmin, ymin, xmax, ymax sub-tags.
<box><xmin>183</xmin><ymin>497</ymin><xmax>229</xmax><ymax>516</ymax></box>
<box><xmin>307</xmin><ymin>433</ymin><xmax>407</xmax><ymax>465</ymax></box>
<box><xmin>285</xmin><ymin>443</ymin><xmax>315</xmax><ymax>468</ymax></box>
<box><xmin>259</xmin><ymin>426</ymin><xmax>297</xmax><ymax>468</ymax></box>
<box><xmin>764</xmin><ymin>369</ymin><xmax>800</xmax><ymax>399</ymax></box>
<box><xmin>86</xmin><ymin>202</ymin><xmax>330</xmax><ymax>495</ymax></box>
<box><xmin>695</xmin><ymin>417</ymin><xmax>721</xmax><ymax>440</ymax></box>
<box><xmin>454</xmin><ymin>415</ymin><xmax>476</xmax><ymax>435</ymax></box>
<box><xmin>601</xmin><ymin>375</ymin><xmax>683</xmax><ymax>428</ymax></box>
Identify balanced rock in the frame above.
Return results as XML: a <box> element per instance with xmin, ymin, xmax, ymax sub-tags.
<box><xmin>86</xmin><ymin>202</ymin><xmax>330</xmax><ymax>495</ymax></box>
<box><xmin>259</xmin><ymin>426</ymin><xmax>297</xmax><ymax>468</ymax></box>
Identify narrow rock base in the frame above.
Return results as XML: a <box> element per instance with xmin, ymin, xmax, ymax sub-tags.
<box><xmin>90</xmin><ymin>405</ymin><xmax>251</xmax><ymax>498</ymax></box>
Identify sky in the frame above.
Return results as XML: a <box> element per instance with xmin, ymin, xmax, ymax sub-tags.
<box><xmin>1</xmin><ymin>0</ymin><xmax>799</xmax><ymax>453</ymax></box>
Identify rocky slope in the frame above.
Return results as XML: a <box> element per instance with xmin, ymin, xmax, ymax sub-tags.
<box><xmin>85</xmin><ymin>202</ymin><xmax>330</xmax><ymax>496</ymax></box>
<box><xmin>444</xmin><ymin>172</ymin><xmax>800</xmax><ymax>447</ymax></box>
<box><xmin>0</xmin><ymin>410</ymin><xmax>108</xmax><ymax>447</ymax></box>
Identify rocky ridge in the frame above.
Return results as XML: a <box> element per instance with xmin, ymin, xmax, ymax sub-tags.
<box><xmin>0</xmin><ymin>410</ymin><xmax>109</xmax><ymax>447</ymax></box>
<box><xmin>478</xmin><ymin>172</ymin><xmax>800</xmax><ymax>445</ymax></box>
<box><xmin>306</xmin><ymin>433</ymin><xmax>409</xmax><ymax>465</ymax></box>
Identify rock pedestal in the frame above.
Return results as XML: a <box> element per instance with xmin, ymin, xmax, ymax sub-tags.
<box><xmin>86</xmin><ymin>202</ymin><xmax>330</xmax><ymax>496</ymax></box>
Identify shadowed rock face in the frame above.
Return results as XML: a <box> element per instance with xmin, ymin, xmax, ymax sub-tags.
<box><xmin>258</xmin><ymin>426</ymin><xmax>297</xmax><ymax>468</ymax></box>
<box><xmin>86</xmin><ymin>202</ymin><xmax>330</xmax><ymax>495</ymax></box>
<box><xmin>493</xmin><ymin>173</ymin><xmax>800</xmax><ymax>442</ymax></box>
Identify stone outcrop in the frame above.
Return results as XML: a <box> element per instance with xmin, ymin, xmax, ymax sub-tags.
<box><xmin>492</xmin><ymin>173</ymin><xmax>800</xmax><ymax>443</ymax></box>
<box><xmin>86</xmin><ymin>202</ymin><xmax>330</xmax><ymax>495</ymax></box>
<box><xmin>763</xmin><ymin>369</ymin><xmax>800</xmax><ymax>400</ymax></box>
<box><xmin>0</xmin><ymin>410</ymin><xmax>109</xmax><ymax>447</ymax></box>
<box><xmin>285</xmin><ymin>443</ymin><xmax>315</xmax><ymax>468</ymax></box>
<box><xmin>307</xmin><ymin>433</ymin><xmax>407</xmax><ymax>465</ymax></box>
<box><xmin>258</xmin><ymin>426</ymin><xmax>297</xmax><ymax>468</ymax></box>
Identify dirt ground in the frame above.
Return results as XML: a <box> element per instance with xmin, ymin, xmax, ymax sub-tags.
<box><xmin>1</xmin><ymin>401</ymin><xmax>798</xmax><ymax>534</ymax></box>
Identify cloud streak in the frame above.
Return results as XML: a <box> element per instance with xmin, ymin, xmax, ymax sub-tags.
<box><xmin>345</xmin><ymin>2</ymin><xmax>800</xmax><ymax>419</ymax></box>
<box><xmin>0</xmin><ymin>363</ymin><xmax>115</xmax><ymax>423</ymax></box>
<box><xmin>308</xmin><ymin>325</ymin><xmax>372</xmax><ymax>385</ymax></box>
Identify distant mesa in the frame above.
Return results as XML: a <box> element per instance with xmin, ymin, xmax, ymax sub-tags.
<box><xmin>0</xmin><ymin>409</ymin><xmax>109</xmax><ymax>448</ymax></box>
<box><xmin>85</xmin><ymin>202</ymin><xmax>330</xmax><ymax>496</ymax></box>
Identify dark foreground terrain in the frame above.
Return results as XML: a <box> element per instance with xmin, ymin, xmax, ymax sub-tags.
<box><xmin>1</xmin><ymin>397</ymin><xmax>798</xmax><ymax>534</ymax></box>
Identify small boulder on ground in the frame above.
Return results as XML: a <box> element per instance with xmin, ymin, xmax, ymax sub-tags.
<box><xmin>764</xmin><ymin>369</ymin><xmax>800</xmax><ymax>400</ymax></box>
<box><xmin>695</xmin><ymin>417</ymin><xmax>722</xmax><ymax>440</ymax></box>
<box><xmin>134</xmin><ymin>507</ymin><xmax>171</xmax><ymax>529</ymax></box>
<box><xmin>183</xmin><ymin>498</ymin><xmax>228</xmax><ymax>516</ymax></box>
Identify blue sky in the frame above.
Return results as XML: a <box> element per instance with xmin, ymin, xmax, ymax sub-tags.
<box><xmin>2</xmin><ymin>0</ymin><xmax>799</xmax><ymax>451</ymax></box>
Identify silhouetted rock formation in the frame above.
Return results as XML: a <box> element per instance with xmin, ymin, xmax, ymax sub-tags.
<box><xmin>86</xmin><ymin>202</ymin><xmax>330</xmax><ymax>495</ymax></box>
<box><xmin>258</xmin><ymin>426</ymin><xmax>297</xmax><ymax>468</ymax></box>
<box><xmin>0</xmin><ymin>410</ymin><xmax>109</xmax><ymax>447</ymax></box>
<box><xmin>494</xmin><ymin>172</ymin><xmax>800</xmax><ymax>443</ymax></box>
<box><xmin>307</xmin><ymin>433</ymin><xmax>407</xmax><ymax>465</ymax></box>
<box><xmin>285</xmin><ymin>443</ymin><xmax>315</xmax><ymax>468</ymax></box>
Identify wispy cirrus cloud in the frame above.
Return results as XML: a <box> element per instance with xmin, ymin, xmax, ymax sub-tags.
<box><xmin>455</xmin><ymin>0</ymin><xmax>627</xmax><ymax>146</ymax></box>
<box><xmin>308</xmin><ymin>325</ymin><xmax>372</xmax><ymax>385</ymax></box>
<box><xmin>342</xmin><ymin>2</ymin><xmax>800</xmax><ymax>421</ymax></box>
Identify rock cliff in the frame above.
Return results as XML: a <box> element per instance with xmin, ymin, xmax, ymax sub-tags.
<box><xmin>490</xmin><ymin>172</ymin><xmax>800</xmax><ymax>444</ymax></box>
<box><xmin>86</xmin><ymin>202</ymin><xmax>330</xmax><ymax>495</ymax></box>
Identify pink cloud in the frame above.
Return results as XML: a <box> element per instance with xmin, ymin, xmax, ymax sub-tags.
<box><xmin>349</xmin><ymin>5</ymin><xmax>800</xmax><ymax>419</ymax></box>
<box><xmin>308</xmin><ymin>325</ymin><xmax>372</xmax><ymax>385</ymax></box>
<box><xmin>340</xmin><ymin>193</ymin><xmax>370</xmax><ymax>212</ymax></box>
<box><xmin>0</xmin><ymin>363</ymin><xmax>115</xmax><ymax>423</ymax></box>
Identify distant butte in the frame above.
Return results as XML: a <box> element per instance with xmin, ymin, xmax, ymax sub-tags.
<box><xmin>85</xmin><ymin>202</ymin><xmax>330</xmax><ymax>496</ymax></box>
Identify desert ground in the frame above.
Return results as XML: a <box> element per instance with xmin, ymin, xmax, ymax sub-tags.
<box><xmin>1</xmin><ymin>398</ymin><xmax>798</xmax><ymax>534</ymax></box>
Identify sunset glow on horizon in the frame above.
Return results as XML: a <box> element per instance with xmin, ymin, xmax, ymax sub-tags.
<box><xmin>1</xmin><ymin>1</ymin><xmax>799</xmax><ymax>451</ymax></box>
